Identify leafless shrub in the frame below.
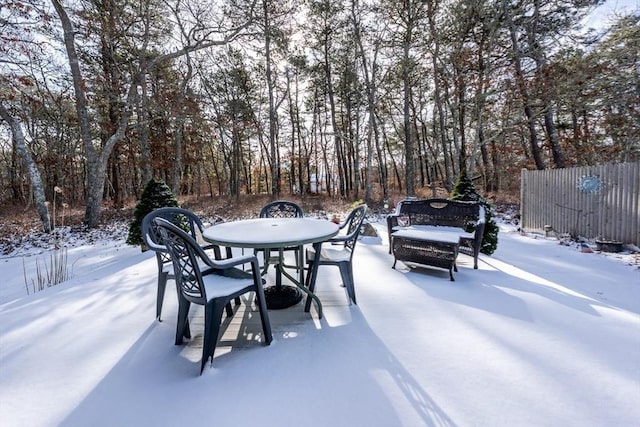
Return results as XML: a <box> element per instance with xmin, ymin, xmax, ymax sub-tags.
<box><xmin>23</xmin><ymin>248</ymin><xmax>73</xmax><ymax>295</ymax></box>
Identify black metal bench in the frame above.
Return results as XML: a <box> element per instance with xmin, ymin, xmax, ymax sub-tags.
<box><xmin>387</xmin><ymin>198</ymin><xmax>485</xmax><ymax>280</ymax></box>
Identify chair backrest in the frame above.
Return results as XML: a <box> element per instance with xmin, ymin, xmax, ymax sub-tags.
<box><xmin>142</xmin><ymin>207</ymin><xmax>205</xmax><ymax>250</ymax></box>
<box><xmin>340</xmin><ymin>204</ymin><xmax>368</xmax><ymax>252</ymax></box>
<box><xmin>259</xmin><ymin>200</ymin><xmax>304</xmax><ymax>218</ymax></box>
<box><xmin>142</xmin><ymin>207</ymin><xmax>208</xmax><ymax>267</ymax></box>
<box><xmin>153</xmin><ymin>217</ymin><xmax>207</xmax><ymax>305</ymax></box>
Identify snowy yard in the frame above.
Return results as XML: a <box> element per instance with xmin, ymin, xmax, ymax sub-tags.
<box><xmin>1</xmin><ymin>220</ymin><xmax>639</xmax><ymax>427</ymax></box>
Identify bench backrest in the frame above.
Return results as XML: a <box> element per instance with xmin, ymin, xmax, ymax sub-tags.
<box><xmin>397</xmin><ymin>198</ymin><xmax>482</xmax><ymax>228</ymax></box>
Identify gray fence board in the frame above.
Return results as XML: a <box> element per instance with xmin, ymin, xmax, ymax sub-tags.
<box><xmin>520</xmin><ymin>162</ymin><xmax>640</xmax><ymax>246</ymax></box>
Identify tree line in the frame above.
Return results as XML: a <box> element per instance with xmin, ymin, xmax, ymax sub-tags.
<box><xmin>1</xmin><ymin>0</ymin><xmax>638</xmax><ymax>231</ymax></box>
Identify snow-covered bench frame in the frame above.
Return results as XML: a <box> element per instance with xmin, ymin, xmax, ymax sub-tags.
<box><xmin>386</xmin><ymin>199</ymin><xmax>485</xmax><ymax>279</ymax></box>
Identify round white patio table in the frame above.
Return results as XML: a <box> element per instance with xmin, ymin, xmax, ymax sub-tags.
<box><xmin>202</xmin><ymin>217</ymin><xmax>339</xmax><ymax>318</ymax></box>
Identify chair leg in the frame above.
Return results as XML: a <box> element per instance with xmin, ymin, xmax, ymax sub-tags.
<box><xmin>156</xmin><ymin>271</ymin><xmax>169</xmax><ymax>321</ymax></box>
<box><xmin>303</xmin><ymin>260</ymin><xmax>317</xmax><ymax>313</ymax></box>
<box><xmin>339</xmin><ymin>263</ymin><xmax>356</xmax><ymax>305</ymax></box>
<box><xmin>254</xmin><ymin>288</ymin><xmax>273</xmax><ymax>345</ymax></box>
<box><xmin>259</xmin><ymin>248</ymin><xmax>271</xmax><ymax>275</ymax></box>
<box><xmin>224</xmin><ymin>296</ymin><xmax>241</xmax><ymax>317</ymax></box>
<box><xmin>174</xmin><ymin>281</ymin><xmax>191</xmax><ymax>340</ymax></box>
<box><xmin>175</xmin><ymin>296</ymin><xmax>191</xmax><ymax>345</ymax></box>
<box><xmin>200</xmin><ymin>301</ymin><xmax>226</xmax><ymax>375</ymax></box>
<box><xmin>225</xmin><ymin>302</ymin><xmax>234</xmax><ymax>317</ymax></box>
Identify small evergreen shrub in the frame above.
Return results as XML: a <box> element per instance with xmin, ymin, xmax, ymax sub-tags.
<box><xmin>126</xmin><ymin>179</ymin><xmax>179</xmax><ymax>246</ymax></box>
<box><xmin>450</xmin><ymin>171</ymin><xmax>499</xmax><ymax>255</ymax></box>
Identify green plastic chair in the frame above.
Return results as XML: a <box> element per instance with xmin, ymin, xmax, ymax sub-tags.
<box><xmin>304</xmin><ymin>204</ymin><xmax>368</xmax><ymax>308</ymax></box>
<box><xmin>141</xmin><ymin>207</ymin><xmax>233</xmax><ymax>322</ymax></box>
<box><xmin>257</xmin><ymin>200</ymin><xmax>304</xmax><ymax>273</ymax></box>
<box><xmin>154</xmin><ymin>217</ymin><xmax>272</xmax><ymax>375</ymax></box>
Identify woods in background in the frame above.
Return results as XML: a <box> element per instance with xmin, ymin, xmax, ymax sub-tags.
<box><xmin>1</xmin><ymin>0</ymin><xmax>638</xmax><ymax>230</ymax></box>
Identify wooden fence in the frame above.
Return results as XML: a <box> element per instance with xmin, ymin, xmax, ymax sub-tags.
<box><xmin>520</xmin><ymin>162</ymin><xmax>640</xmax><ymax>246</ymax></box>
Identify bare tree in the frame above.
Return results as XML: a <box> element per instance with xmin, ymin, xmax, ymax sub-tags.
<box><xmin>51</xmin><ymin>0</ymin><xmax>257</xmax><ymax>227</ymax></box>
<box><xmin>0</xmin><ymin>101</ymin><xmax>51</xmax><ymax>232</ymax></box>
<box><xmin>350</xmin><ymin>0</ymin><xmax>385</xmax><ymax>202</ymax></box>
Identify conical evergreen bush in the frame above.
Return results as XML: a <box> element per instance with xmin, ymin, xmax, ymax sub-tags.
<box><xmin>450</xmin><ymin>171</ymin><xmax>499</xmax><ymax>255</ymax></box>
<box><xmin>126</xmin><ymin>179</ymin><xmax>179</xmax><ymax>246</ymax></box>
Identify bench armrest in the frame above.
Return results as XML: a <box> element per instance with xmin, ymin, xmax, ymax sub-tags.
<box><xmin>473</xmin><ymin>205</ymin><xmax>486</xmax><ymax>243</ymax></box>
<box><xmin>387</xmin><ymin>214</ymin><xmax>400</xmax><ymax>253</ymax></box>
<box><xmin>461</xmin><ymin>205</ymin><xmax>485</xmax><ymax>268</ymax></box>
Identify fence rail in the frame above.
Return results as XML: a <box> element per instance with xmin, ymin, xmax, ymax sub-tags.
<box><xmin>520</xmin><ymin>162</ymin><xmax>640</xmax><ymax>246</ymax></box>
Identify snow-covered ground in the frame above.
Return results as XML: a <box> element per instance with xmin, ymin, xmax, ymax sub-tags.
<box><xmin>1</xmin><ymin>219</ymin><xmax>638</xmax><ymax>427</ymax></box>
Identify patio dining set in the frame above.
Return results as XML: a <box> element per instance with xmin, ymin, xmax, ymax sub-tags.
<box><xmin>141</xmin><ymin>201</ymin><xmax>368</xmax><ymax>374</ymax></box>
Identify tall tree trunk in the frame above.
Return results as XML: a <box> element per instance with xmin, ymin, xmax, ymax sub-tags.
<box><xmin>263</xmin><ymin>0</ymin><xmax>279</xmax><ymax>197</ymax></box>
<box><xmin>427</xmin><ymin>0</ymin><xmax>452</xmax><ymax>190</ymax></box>
<box><xmin>293</xmin><ymin>73</ymin><xmax>306</xmax><ymax>195</ymax></box>
<box><xmin>470</xmin><ymin>37</ymin><xmax>487</xmax><ymax>176</ymax></box>
<box><xmin>0</xmin><ymin>101</ymin><xmax>52</xmax><ymax>232</ymax></box>
<box><xmin>352</xmin><ymin>0</ymin><xmax>379</xmax><ymax>201</ymax></box>
<box><xmin>52</xmin><ymin>0</ymin><xmax>134</xmax><ymax>227</ymax></box>
<box><xmin>531</xmin><ymin>0</ymin><xmax>565</xmax><ymax>169</ymax></box>
<box><xmin>381</xmin><ymin>125</ymin><xmax>402</xmax><ymax>192</ymax></box>
<box><xmin>286</xmin><ymin>70</ymin><xmax>297</xmax><ymax>193</ymax></box>
<box><xmin>324</xmin><ymin>26</ymin><xmax>343</xmax><ymax>197</ymax></box>
<box><xmin>402</xmin><ymin>15</ymin><xmax>415</xmax><ymax>197</ymax></box>
<box><xmin>172</xmin><ymin>55</ymin><xmax>193</xmax><ymax>195</ymax></box>
<box><xmin>543</xmin><ymin>104</ymin><xmax>565</xmax><ymax>168</ymax></box>
<box><xmin>99</xmin><ymin>0</ymin><xmax>124</xmax><ymax>208</ymax></box>
<box><xmin>137</xmin><ymin>86</ymin><xmax>152</xmax><ymax>188</ymax></box>
<box><xmin>504</xmin><ymin>1</ymin><xmax>545</xmax><ymax>170</ymax></box>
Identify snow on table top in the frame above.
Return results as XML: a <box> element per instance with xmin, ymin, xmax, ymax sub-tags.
<box><xmin>202</xmin><ymin>217</ymin><xmax>339</xmax><ymax>248</ymax></box>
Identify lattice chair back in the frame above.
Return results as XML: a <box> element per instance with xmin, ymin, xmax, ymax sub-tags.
<box><xmin>142</xmin><ymin>212</ymin><xmax>172</xmax><ymax>263</ymax></box>
<box><xmin>142</xmin><ymin>207</ymin><xmax>226</xmax><ymax>321</ymax></box>
<box><xmin>260</xmin><ymin>200</ymin><xmax>304</xmax><ymax>218</ymax></box>
<box><xmin>153</xmin><ymin>217</ymin><xmax>207</xmax><ymax>305</ymax></box>
<box><xmin>342</xmin><ymin>204</ymin><xmax>368</xmax><ymax>252</ymax></box>
<box><xmin>150</xmin><ymin>207</ymin><xmax>199</xmax><ymax>238</ymax></box>
<box><xmin>258</xmin><ymin>201</ymin><xmax>304</xmax><ymax>272</ymax></box>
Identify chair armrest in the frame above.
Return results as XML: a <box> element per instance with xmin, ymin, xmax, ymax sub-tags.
<box><xmin>143</xmin><ymin>230</ymin><xmax>168</xmax><ymax>253</ymax></box>
<box><xmin>206</xmin><ymin>253</ymin><xmax>258</xmax><ymax>270</ymax></box>
<box><xmin>188</xmin><ymin>235</ymin><xmax>256</xmax><ymax>270</ymax></box>
<box><xmin>201</xmin><ymin>242</ymin><xmax>223</xmax><ymax>260</ymax></box>
<box><xmin>201</xmin><ymin>252</ymin><xmax>262</xmax><ymax>283</ymax></box>
<box><xmin>329</xmin><ymin>234</ymin><xmax>350</xmax><ymax>244</ymax></box>
<box><xmin>329</xmin><ymin>222</ymin><xmax>362</xmax><ymax>244</ymax></box>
